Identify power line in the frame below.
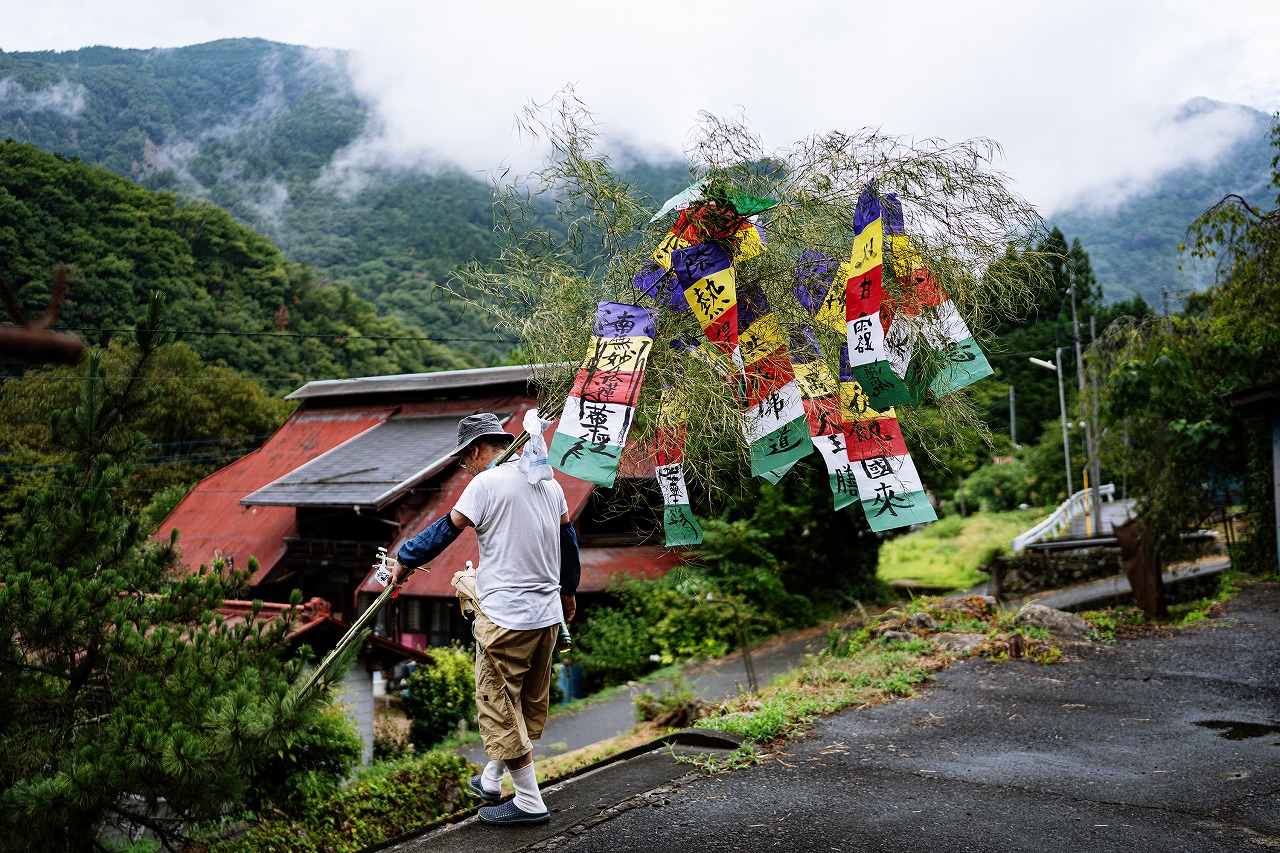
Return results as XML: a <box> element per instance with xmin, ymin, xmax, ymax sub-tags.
<box><xmin>0</xmin><ymin>448</ymin><xmax>260</xmax><ymax>476</ymax></box>
<box><xmin>0</xmin><ymin>375</ymin><xmax>307</xmax><ymax>383</ymax></box>
<box><xmin>61</xmin><ymin>326</ymin><xmax>518</xmax><ymax>345</ymax></box>
<box><xmin>0</xmin><ymin>435</ymin><xmax>270</xmax><ymax>457</ymax></box>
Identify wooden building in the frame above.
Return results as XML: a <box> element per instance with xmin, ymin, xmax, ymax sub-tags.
<box><xmin>157</xmin><ymin>364</ymin><xmax>684</xmax><ymax>652</ymax></box>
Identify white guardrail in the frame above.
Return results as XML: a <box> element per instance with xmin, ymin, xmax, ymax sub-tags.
<box><xmin>1011</xmin><ymin>483</ymin><xmax>1116</xmax><ymax>554</ymax></box>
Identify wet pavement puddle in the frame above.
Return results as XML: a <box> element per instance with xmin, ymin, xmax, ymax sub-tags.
<box><xmin>1193</xmin><ymin>719</ymin><xmax>1280</xmax><ymax>741</ymax></box>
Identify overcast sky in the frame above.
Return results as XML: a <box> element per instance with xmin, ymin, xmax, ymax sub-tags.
<box><xmin>3</xmin><ymin>0</ymin><xmax>1278</xmax><ymax>214</ymax></box>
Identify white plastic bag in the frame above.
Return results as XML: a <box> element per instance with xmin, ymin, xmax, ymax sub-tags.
<box><xmin>517</xmin><ymin>408</ymin><xmax>556</xmax><ymax>484</ymax></box>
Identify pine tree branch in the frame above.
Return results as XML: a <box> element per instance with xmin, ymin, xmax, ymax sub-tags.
<box><xmin>104</xmin><ymin>803</ymin><xmax>183</xmax><ymax>852</ymax></box>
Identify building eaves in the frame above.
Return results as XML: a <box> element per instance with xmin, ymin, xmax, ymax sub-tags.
<box><xmin>286</xmin><ymin>362</ymin><xmax>573</xmax><ymax>403</ymax></box>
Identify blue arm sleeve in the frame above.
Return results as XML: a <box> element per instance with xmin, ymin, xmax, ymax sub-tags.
<box><xmin>559</xmin><ymin>522</ymin><xmax>580</xmax><ymax>596</ymax></box>
<box><xmin>397</xmin><ymin>513</ymin><xmax>461</xmax><ymax>569</ymax></box>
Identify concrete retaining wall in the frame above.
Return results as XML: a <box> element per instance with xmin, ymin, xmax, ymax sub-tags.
<box><xmin>989</xmin><ymin>548</ymin><xmax>1124</xmax><ymax>600</ymax></box>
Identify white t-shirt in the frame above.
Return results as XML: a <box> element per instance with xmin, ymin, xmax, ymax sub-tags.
<box><xmin>454</xmin><ymin>460</ymin><xmax>568</xmax><ymax>631</ymax></box>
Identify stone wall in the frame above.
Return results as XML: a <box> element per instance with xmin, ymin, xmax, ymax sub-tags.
<box><xmin>989</xmin><ymin>548</ymin><xmax>1124</xmax><ymax>600</ymax></box>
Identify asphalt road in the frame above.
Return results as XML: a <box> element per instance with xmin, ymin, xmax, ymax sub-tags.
<box><xmin>406</xmin><ymin>582</ymin><xmax>1279</xmax><ymax>853</ymax></box>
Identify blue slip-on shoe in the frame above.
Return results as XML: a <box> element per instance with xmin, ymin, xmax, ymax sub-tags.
<box><xmin>477</xmin><ymin>799</ymin><xmax>550</xmax><ymax>826</ymax></box>
<box><xmin>467</xmin><ymin>775</ymin><xmax>502</xmax><ymax>802</ymax></box>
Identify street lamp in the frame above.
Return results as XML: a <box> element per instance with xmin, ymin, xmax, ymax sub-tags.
<box><xmin>1029</xmin><ymin>351</ymin><xmax>1073</xmax><ymax>503</ymax></box>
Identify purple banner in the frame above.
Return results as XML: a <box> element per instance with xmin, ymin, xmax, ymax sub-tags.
<box><xmin>594</xmin><ymin>302</ymin><xmax>658</xmax><ymax>340</ymax></box>
<box><xmin>737</xmin><ymin>280</ymin><xmax>770</xmax><ymax>330</ymax></box>
<box><xmin>853</xmin><ymin>184</ymin><xmax>883</xmax><ymax>235</ymax></box>
<box><xmin>883</xmin><ymin>192</ymin><xmax>905</xmax><ymax>236</ymax></box>
<box><xmin>792</xmin><ymin>249</ymin><xmax>837</xmax><ymax>315</ymax></box>
<box><xmin>789</xmin><ymin>326</ymin><xmax>822</xmax><ymax>364</ymax></box>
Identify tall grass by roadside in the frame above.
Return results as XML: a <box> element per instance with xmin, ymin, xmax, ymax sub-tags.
<box><xmin>877</xmin><ymin>508</ymin><xmax>1045</xmax><ymax>590</ymax></box>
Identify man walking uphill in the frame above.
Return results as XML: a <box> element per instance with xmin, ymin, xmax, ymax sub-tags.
<box><xmin>394</xmin><ymin>412</ymin><xmax>581</xmax><ymax>826</ymax></box>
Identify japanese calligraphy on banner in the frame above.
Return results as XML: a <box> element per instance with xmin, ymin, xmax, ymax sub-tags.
<box><xmin>738</xmin><ymin>281</ymin><xmax>813</xmax><ymax>479</ymax></box>
<box><xmin>790</xmin><ymin>327</ymin><xmax>858</xmax><ymax>510</ymax></box>
<box><xmin>882</xmin><ymin>193</ymin><xmax>994</xmax><ymax>398</ymax></box>
<box><xmin>835</xmin><ymin>345</ymin><xmax>935</xmax><ymax>529</ymax></box>
<box><xmin>842</xmin><ymin>187</ymin><xmax>914</xmax><ymax>410</ymax></box>
<box><xmin>654</xmin><ymin>389</ymin><xmax>703</xmax><ymax>547</ymax></box>
<box><xmin>844</xmin><ymin>409</ymin><xmax>938</xmax><ymax>531</ymax></box>
<box><xmin>671</xmin><ymin>241</ymin><xmax>742</xmax><ymax>368</ymax></box>
<box><xmin>792</xmin><ymin>248</ymin><xmax>851</xmax><ymax>335</ymax></box>
<box><xmin>549</xmin><ymin>302</ymin><xmax>656</xmax><ymax>487</ymax></box>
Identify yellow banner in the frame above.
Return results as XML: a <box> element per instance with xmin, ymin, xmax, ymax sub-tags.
<box><xmin>848</xmin><ymin>216</ymin><xmax>883</xmax><ymax>276</ymax></box>
<box><xmin>814</xmin><ymin>261</ymin><xmax>853</xmax><ymax>334</ymax></box>
<box><xmin>794</xmin><ymin>359</ymin><xmax>839</xmax><ymax>400</ymax></box>
<box><xmin>578</xmin><ymin>335</ymin><xmax>654</xmax><ymax>373</ymax></box>
<box><xmin>839</xmin><ymin>379</ymin><xmax>890</xmax><ymax>422</ymax></box>
<box><xmin>684</xmin><ymin>267</ymin><xmax>737</xmax><ymax>330</ymax></box>
<box><xmin>889</xmin><ymin>233</ymin><xmax>923</xmax><ymax>278</ymax></box>
<box><xmin>651</xmin><ymin>231</ymin><xmax>691</xmax><ymax>271</ymax></box>
<box><xmin>734</xmin><ymin>225</ymin><xmax>765</xmax><ymax>263</ymax></box>
<box><xmin>740</xmin><ymin>311</ymin><xmax>786</xmax><ymax>365</ymax></box>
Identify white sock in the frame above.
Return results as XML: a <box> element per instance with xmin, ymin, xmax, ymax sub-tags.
<box><xmin>481</xmin><ymin>759</ymin><xmax>505</xmax><ymax>793</ymax></box>
<box><xmin>509</xmin><ymin>761</ymin><xmax>546</xmax><ymax>814</ymax></box>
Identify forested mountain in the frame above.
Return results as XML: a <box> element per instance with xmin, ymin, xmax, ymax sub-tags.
<box><xmin>1</xmin><ymin>38</ymin><xmax>1269</xmax><ymax>342</ymax></box>
<box><xmin>1049</xmin><ymin>99</ymin><xmax>1275</xmax><ymax>307</ymax></box>
<box><xmin>0</xmin><ymin>140</ymin><xmax>472</xmax><ymax>378</ymax></box>
<box><xmin>0</xmin><ymin>39</ymin><xmax>690</xmax><ymax>354</ymax></box>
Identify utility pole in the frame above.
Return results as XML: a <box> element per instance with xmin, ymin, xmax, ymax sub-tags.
<box><xmin>1071</xmin><ymin>285</ymin><xmax>1101</xmax><ymax>536</ymax></box>
<box><xmin>1056</xmin><ymin>348</ymin><xmax>1072</xmax><ymax>503</ymax></box>
<box><xmin>1009</xmin><ymin>385</ymin><xmax>1017</xmax><ymax>447</ymax></box>
<box><xmin>1030</xmin><ymin>352</ymin><xmax>1072</xmax><ymax>503</ymax></box>
<box><xmin>1090</xmin><ymin>315</ymin><xmax>1103</xmax><ymax>517</ymax></box>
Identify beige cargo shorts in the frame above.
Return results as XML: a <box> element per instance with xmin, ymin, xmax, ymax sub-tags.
<box><xmin>471</xmin><ymin>610</ymin><xmax>558</xmax><ymax>761</ymax></box>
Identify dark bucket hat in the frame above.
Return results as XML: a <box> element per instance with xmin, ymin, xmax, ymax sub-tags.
<box><xmin>452</xmin><ymin>413</ymin><xmax>514</xmax><ymax>456</ymax></box>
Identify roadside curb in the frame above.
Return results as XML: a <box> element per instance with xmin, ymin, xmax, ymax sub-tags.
<box><xmin>361</xmin><ymin>728</ymin><xmax>744</xmax><ymax>852</ymax></box>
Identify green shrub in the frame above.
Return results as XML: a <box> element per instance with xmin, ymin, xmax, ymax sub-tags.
<box><xmin>695</xmin><ymin>518</ymin><xmax>815</xmax><ymax>628</ymax></box>
<box><xmin>400</xmin><ymin>646</ymin><xmax>475</xmax><ymax>749</ymax></box>
<box><xmin>959</xmin><ymin>458</ymin><xmax>1035</xmax><ymax>512</ymax></box>
<box><xmin>959</xmin><ymin>424</ymin><xmax>1081</xmax><ymax>512</ymax></box>
<box><xmin>571</xmin><ymin>605</ymin><xmax>659</xmax><ymax>688</ymax></box>
<box><xmin>247</xmin><ymin>699</ymin><xmax>364</xmax><ymax>818</ymax></box>
<box><xmin>209</xmin><ymin>752</ymin><xmax>471</xmax><ymax>853</ymax></box>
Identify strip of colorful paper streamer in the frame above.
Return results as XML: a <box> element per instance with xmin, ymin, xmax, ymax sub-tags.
<box><xmin>549</xmin><ymin>302</ymin><xmax>656</xmax><ymax>487</ymax></box>
<box><xmin>738</xmin><ymin>281</ymin><xmax>813</xmax><ymax>480</ymax></box>
<box><xmin>790</xmin><ymin>327</ymin><xmax>859</xmax><ymax>510</ymax></box>
<box><xmin>843</xmin><ymin>186</ymin><xmax>914</xmax><ymax>410</ymax></box>
<box><xmin>837</xmin><ymin>347</ymin><xmax>937</xmax><ymax>531</ymax></box>
<box><xmin>881</xmin><ymin>193</ymin><xmax>993</xmax><ymax>398</ymax></box>
<box><xmin>654</xmin><ymin>389</ymin><xmax>703</xmax><ymax>547</ymax></box>
<box><xmin>652</xmin><ymin>204</ymin><xmax>765</xmax><ymax>271</ymax></box>
<box><xmin>671</xmin><ymin>240</ymin><xmax>742</xmax><ymax>368</ymax></box>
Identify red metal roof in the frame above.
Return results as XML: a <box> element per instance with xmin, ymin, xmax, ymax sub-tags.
<box><xmin>159</xmin><ymin>379</ymin><xmax>681</xmax><ymax>599</ymax></box>
<box><xmin>580</xmin><ymin>545</ymin><xmax>689</xmax><ymax>588</ymax></box>
<box><xmin>156</xmin><ymin>406</ymin><xmax>397</xmax><ymax>583</ymax></box>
